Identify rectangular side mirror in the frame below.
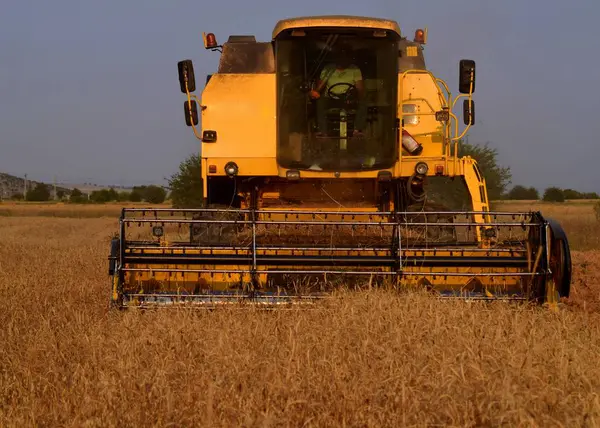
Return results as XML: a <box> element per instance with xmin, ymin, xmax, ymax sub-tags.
<box><xmin>463</xmin><ymin>99</ymin><xmax>475</xmax><ymax>125</ymax></box>
<box><xmin>178</xmin><ymin>60</ymin><xmax>196</xmax><ymax>93</ymax></box>
<box><xmin>459</xmin><ymin>59</ymin><xmax>476</xmax><ymax>94</ymax></box>
<box><xmin>184</xmin><ymin>100</ymin><xmax>199</xmax><ymax>126</ymax></box>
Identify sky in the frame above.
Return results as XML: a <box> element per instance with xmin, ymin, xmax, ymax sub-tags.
<box><xmin>1</xmin><ymin>0</ymin><xmax>599</xmax><ymax>192</ymax></box>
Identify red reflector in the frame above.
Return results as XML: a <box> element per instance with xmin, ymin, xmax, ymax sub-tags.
<box><xmin>208</xmin><ymin>165</ymin><xmax>217</xmax><ymax>173</ymax></box>
<box><xmin>435</xmin><ymin>165</ymin><xmax>444</xmax><ymax>175</ymax></box>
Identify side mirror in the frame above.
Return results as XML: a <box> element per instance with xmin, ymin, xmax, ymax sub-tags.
<box><xmin>184</xmin><ymin>100</ymin><xmax>199</xmax><ymax>126</ymax></box>
<box><xmin>459</xmin><ymin>59</ymin><xmax>476</xmax><ymax>94</ymax></box>
<box><xmin>463</xmin><ymin>99</ymin><xmax>475</xmax><ymax>125</ymax></box>
<box><xmin>178</xmin><ymin>60</ymin><xmax>196</xmax><ymax>93</ymax></box>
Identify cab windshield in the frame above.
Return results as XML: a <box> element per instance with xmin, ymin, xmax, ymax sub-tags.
<box><xmin>276</xmin><ymin>29</ymin><xmax>399</xmax><ymax>172</ymax></box>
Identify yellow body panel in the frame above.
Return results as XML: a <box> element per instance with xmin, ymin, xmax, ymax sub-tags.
<box><xmin>400</xmin><ymin>72</ymin><xmax>446</xmax><ymax>158</ymax></box>
<box><xmin>200</xmin><ymin>69</ymin><xmax>462</xmax><ymax>181</ymax></box>
<box><xmin>272</xmin><ymin>15</ymin><xmax>401</xmax><ymax>39</ymax></box>
<box><xmin>201</xmin><ymin>74</ymin><xmax>276</xmax><ymax>159</ymax></box>
<box><xmin>204</xmin><ymin>156</ymin><xmax>473</xmax><ymax>181</ymax></box>
<box><xmin>205</xmin><ymin>158</ymin><xmax>280</xmax><ymax>177</ymax></box>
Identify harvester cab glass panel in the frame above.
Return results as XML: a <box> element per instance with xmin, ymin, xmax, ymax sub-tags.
<box><xmin>276</xmin><ymin>28</ymin><xmax>399</xmax><ymax>172</ymax></box>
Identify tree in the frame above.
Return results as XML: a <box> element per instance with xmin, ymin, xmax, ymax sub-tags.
<box><xmin>118</xmin><ymin>191</ymin><xmax>131</xmax><ymax>202</ymax></box>
<box><xmin>458</xmin><ymin>142</ymin><xmax>511</xmax><ymax>201</ymax></box>
<box><xmin>543</xmin><ymin>187</ymin><xmax>565</xmax><ymax>202</ymax></box>
<box><xmin>129</xmin><ymin>188</ymin><xmax>143</xmax><ymax>202</ymax></box>
<box><xmin>56</xmin><ymin>189</ymin><xmax>66</xmax><ymax>200</ymax></box>
<box><xmin>26</xmin><ymin>183</ymin><xmax>51</xmax><ymax>201</ymax></box>
<box><xmin>528</xmin><ymin>187</ymin><xmax>540</xmax><ymax>200</ymax></box>
<box><xmin>507</xmin><ymin>185</ymin><xmax>539</xmax><ymax>200</ymax></box>
<box><xmin>143</xmin><ymin>185</ymin><xmax>167</xmax><ymax>204</ymax></box>
<box><xmin>582</xmin><ymin>192</ymin><xmax>600</xmax><ymax>199</ymax></box>
<box><xmin>106</xmin><ymin>188</ymin><xmax>119</xmax><ymax>201</ymax></box>
<box><xmin>168</xmin><ymin>153</ymin><xmax>204</xmax><ymax>208</ymax></box>
<box><xmin>89</xmin><ymin>189</ymin><xmax>116</xmax><ymax>203</ymax></box>
<box><xmin>426</xmin><ymin>140</ymin><xmax>512</xmax><ymax>209</ymax></box>
<box><xmin>128</xmin><ymin>185</ymin><xmax>166</xmax><ymax>204</ymax></box>
<box><xmin>69</xmin><ymin>188</ymin><xmax>87</xmax><ymax>203</ymax></box>
<box><xmin>563</xmin><ymin>189</ymin><xmax>582</xmax><ymax>200</ymax></box>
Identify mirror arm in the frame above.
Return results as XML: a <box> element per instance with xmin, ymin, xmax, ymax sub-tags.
<box><xmin>185</xmin><ymin>84</ymin><xmax>202</xmax><ymax>141</ymax></box>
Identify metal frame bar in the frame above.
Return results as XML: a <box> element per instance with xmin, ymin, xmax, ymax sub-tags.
<box><xmin>120</xmin><ymin>207</ymin><xmax>542</xmax><ymax>216</ymax></box>
<box><xmin>125</xmin><ymin>245</ymin><xmax>525</xmax><ymax>253</ymax></box>
<box><xmin>122</xmin><ymin>219</ymin><xmax>542</xmax><ymax>227</ymax></box>
<box><xmin>123</xmin><ymin>267</ymin><xmax>539</xmax><ymax>277</ymax></box>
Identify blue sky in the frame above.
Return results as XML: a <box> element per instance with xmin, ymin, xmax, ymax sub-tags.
<box><xmin>1</xmin><ymin>0</ymin><xmax>599</xmax><ymax>191</ymax></box>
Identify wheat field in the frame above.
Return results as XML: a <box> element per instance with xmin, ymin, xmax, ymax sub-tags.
<box><xmin>1</xmin><ymin>202</ymin><xmax>599</xmax><ymax>427</ymax></box>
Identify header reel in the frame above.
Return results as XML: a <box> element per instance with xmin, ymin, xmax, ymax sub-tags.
<box><xmin>108</xmin><ymin>207</ymin><xmax>571</xmax><ymax>309</ymax></box>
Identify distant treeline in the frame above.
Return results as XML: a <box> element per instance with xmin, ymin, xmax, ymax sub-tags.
<box><xmin>503</xmin><ymin>185</ymin><xmax>599</xmax><ymax>202</ymax></box>
<box><xmin>78</xmin><ymin>186</ymin><xmax>167</xmax><ymax>204</ymax></box>
<box><xmin>7</xmin><ymin>183</ymin><xmax>167</xmax><ymax>204</ymax></box>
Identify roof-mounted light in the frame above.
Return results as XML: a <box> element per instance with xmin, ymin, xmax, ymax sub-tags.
<box><xmin>203</xmin><ymin>32</ymin><xmax>218</xmax><ymax>49</ymax></box>
<box><xmin>414</xmin><ymin>28</ymin><xmax>427</xmax><ymax>44</ymax></box>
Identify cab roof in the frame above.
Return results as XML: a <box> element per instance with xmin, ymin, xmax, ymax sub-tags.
<box><xmin>272</xmin><ymin>15</ymin><xmax>401</xmax><ymax>39</ymax></box>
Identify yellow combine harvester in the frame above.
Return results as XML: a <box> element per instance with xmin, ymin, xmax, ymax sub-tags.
<box><xmin>108</xmin><ymin>15</ymin><xmax>571</xmax><ymax>308</ymax></box>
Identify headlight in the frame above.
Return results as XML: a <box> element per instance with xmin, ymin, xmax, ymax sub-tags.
<box><xmin>415</xmin><ymin>162</ymin><xmax>428</xmax><ymax>176</ymax></box>
<box><xmin>286</xmin><ymin>170</ymin><xmax>300</xmax><ymax>180</ymax></box>
<box><xmin>403</xmin><ymin>104</ymin><xmax>419</xmax><ymax>125</ymax></box>
<box><xmin>224</xmin><ymin>162</ymin><xmax>238</xmax><ymax>177</ymax></box>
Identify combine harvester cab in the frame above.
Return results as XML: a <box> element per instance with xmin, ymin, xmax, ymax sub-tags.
<box><xmin>108</xmin><ymin>16</ymin><xmax>572</xmax><ymax>308</ymax></box>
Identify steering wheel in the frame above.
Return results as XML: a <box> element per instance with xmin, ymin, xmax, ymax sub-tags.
<box><xmin>327</xmin><ymin>82</ymin><xmax>357</xmax><ymax>102</ymax></box>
